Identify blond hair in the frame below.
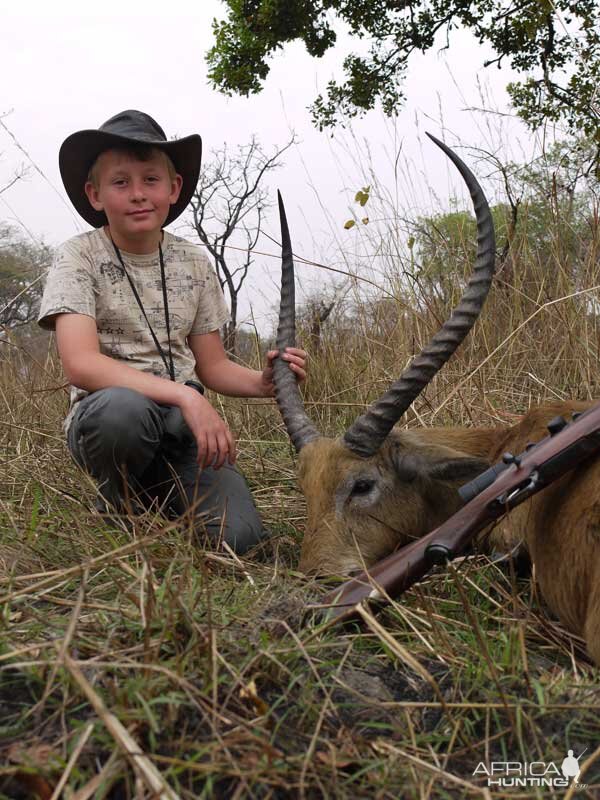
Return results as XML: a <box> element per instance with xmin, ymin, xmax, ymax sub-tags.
<box><xmin>87</xmin><ymin>145</ymin><xmax>177</xmax><ymax>189</ymax></box>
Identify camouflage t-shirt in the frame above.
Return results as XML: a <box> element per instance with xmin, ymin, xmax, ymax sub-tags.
<box><xmin>38</xmin><ymin>227</ymin><xmax>230</xmax><ymax>432</ymax></box>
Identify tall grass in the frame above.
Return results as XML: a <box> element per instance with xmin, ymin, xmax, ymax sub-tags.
<box><xmin>1</xmin><ymin>141</ymin><xmax>599</xmax><ymax>798</ymax></box>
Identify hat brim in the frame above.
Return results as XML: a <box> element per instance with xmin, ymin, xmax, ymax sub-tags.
<box><xmin>59</xmin><ymin>130</ymin><xmax>202</xmax><ymax>228</ymax></box>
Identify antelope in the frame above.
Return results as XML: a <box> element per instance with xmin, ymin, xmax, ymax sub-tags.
<box><xmin>271</xmin><ymin>134</ymin><xmax>600</xmax><ymax>665</ymax></box>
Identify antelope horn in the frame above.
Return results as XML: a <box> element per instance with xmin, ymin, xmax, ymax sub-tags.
<box><xmin>272</xmin><ymin>191</ymin><xmax>321</xmax><ymax>452</ymax></box>
<box><xmin>343</xmin><ymin>133</ymin><xmax>496</xmax><ymax>458</ymax></box>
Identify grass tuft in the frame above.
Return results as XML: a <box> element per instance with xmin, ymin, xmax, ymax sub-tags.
<box><xmin>2</xmin><ymin>161</ymin><xmax>600</xmax><ymax>797</ymax></box>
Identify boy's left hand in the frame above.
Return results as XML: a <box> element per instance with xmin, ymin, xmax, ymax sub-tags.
<box><xmin>261</xmin><ymin>347</ymin><xmax>307</xmax><ymax>397</ymax></box>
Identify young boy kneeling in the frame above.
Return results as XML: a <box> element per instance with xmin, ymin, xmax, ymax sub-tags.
<box><xmin>38</xmin><ymin>110</ymin><xmax>306</xmax><ymax>554</ymax></box>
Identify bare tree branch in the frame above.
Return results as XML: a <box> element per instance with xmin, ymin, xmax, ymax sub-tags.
<box><xmin>189</xmin><ymin>134</ymin><xmax>296</xmax><ymax>353</ymax></box>
<box><xmin>0</xmin><ymin>164</ymin><xmax>28</xmax><ymax>196</ymax></box>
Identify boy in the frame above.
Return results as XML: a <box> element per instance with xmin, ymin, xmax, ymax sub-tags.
<box><xmin>38</xmin><ymin>109</ymin><xmax>306</xmax><ymax>554</ymax></box>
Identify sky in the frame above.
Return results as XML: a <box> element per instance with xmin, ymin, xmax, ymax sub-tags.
<box><xmin>0</xmin><ymin>0</ymin><xmax>542</xmax><ymax>332</ymax></box>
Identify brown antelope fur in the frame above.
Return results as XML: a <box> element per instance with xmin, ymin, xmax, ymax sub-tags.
<box><xmin>297</xmin><ymin>399</ymin><xmax>600</xmax><ymax>664</ymax></box>
<box><xmin>273</xmin><ymin>139</ymin><xmax>599</xmax><ymax>664</ymax></box>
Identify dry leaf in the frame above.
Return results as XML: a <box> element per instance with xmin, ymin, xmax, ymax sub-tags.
<box><xmin>11</xmin><ymin>772</ymin><xmax>54</xmax><ymax>800</ymax></box>
<box><xmin>7</xmin><ymin>742</ymin><xmax>59</xmax><ymax>800</ymax></box>
<box><xmin>315</xmin><ymin>748</ymin><xmax>354</xmax><ymax>768</ymax></box>
<box><xmin>239</xmin><ymin>679</ymin><xmax>269</xmax><ymax>716</ymax></box>
<box><xmin>8</xmin><ymin>741</ymin><xmax>56</xmax><ymax>767</ymax></box>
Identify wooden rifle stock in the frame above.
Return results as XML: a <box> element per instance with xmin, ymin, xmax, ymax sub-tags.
<box><xmin>314</xmin><ymin>401</ymin><xmax>600</xmax><ymax>624</ymax></box>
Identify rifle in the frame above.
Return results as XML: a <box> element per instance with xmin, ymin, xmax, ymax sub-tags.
<box><xmin>313</xmin><ymin>401</ymin><xmax>600</xmax><ymax>623</ymax></box>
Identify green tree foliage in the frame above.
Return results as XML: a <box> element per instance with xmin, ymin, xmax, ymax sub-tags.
<box><xmin>0</xmin><ymin>225</ymin><xmax>51</xmax><ymax>330</ymax></box>
<box><xmin>413</xmin><ymin>209</ymin><xmax>478</xmax><ymax>300</ymax></box>
<box><xmin>207</xmin><ymin>1</ymin><xmax>600</xmax><ymax>160</ymax></box>
<box><xmin>413</xmin><ymin>139</ymin><xmax>598</xmax><ymax>304</ymax></box>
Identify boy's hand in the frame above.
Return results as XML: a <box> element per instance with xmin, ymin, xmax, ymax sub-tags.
<box><xmin>179</xmin><ymin>387</ymin><xmax>236</xmax><ymax>469</ymax></box>
<box><xmin>261</xmin><ymin>347</ymin><xmax>307</xmax><ymax>397</ymax></box>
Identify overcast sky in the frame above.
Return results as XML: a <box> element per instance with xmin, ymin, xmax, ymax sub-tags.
<box><xmin>1</xmin><ymin>0</ymin><xmax>541</xmax><ymax>331</ymax></box>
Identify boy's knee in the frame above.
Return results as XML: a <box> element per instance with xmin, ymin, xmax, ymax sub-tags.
<box><xmin>79</xmin><ymin>387</ymin><xmax>162</xmax><ymax>446</ymax></box>
<box><xmin>70</xmin><ymin>388</ymin><xmax>164</xmax><ymax>478</ymax></box>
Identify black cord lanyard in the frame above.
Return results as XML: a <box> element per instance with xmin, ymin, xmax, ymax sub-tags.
<box><xmin>111</xmin><ymin>238</ymin><xmax>175</xmax><ymax>381</ymax></box>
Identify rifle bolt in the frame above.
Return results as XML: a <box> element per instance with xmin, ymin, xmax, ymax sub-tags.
<box><xmin>502</xmin><ymin>452</ymin><xmax>522</xmax><ymax>466</ymax></box>
<box><xmin>547</xmin><ymin>415</ymin><xmax>568</xmax><ymax>435</ymax></box>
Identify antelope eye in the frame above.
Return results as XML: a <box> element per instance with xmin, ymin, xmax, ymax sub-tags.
<box><xmin>351</xmin><ymin>478</ymin><xmax>375</xmax><ymax>496</ymax></box>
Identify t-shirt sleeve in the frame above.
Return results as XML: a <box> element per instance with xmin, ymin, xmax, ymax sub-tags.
<box><xmin>37</xmin><ymin>238</ymin><xmax>97</xmax><ymax>331</ymax></box>
<box><xmin>189</xmin><ymin>252</ymin><xmax>231</xmax><ymax>335</ymax></box>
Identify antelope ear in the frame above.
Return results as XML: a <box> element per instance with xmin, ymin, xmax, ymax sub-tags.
<box><xmin>426</xmin><ymin>455</ymin><xmax>491</xmax><ymax>484</ymax></box>
<box><xmin>391</xmin><ymin>441</ymin><xmax>489</xmax><ymax>485</ymax></box>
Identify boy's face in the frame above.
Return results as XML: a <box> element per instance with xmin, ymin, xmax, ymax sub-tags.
<box><xmin>84</xmin><ymin>149</ymin><xmax>183</xmax><ymax>250</ymax></box>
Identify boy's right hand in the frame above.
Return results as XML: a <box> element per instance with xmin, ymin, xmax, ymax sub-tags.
<box><xmin>179</xmin><ymin>386</ymin><xmax>236</xmax><ymax>469</ymax></box>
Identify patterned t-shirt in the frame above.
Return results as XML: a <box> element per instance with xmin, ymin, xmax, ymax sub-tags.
<box><xmin>38</xmin><ymin>227</ymin><xmax>230</xmax><ymax>432</ymax></box>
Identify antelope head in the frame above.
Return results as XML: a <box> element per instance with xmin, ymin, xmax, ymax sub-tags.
<box><xmin>273</xmin><ymin>134</ymin><xmax>496</xmax><ymax>575</ymax></box>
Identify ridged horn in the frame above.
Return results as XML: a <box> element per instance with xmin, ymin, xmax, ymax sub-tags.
<box><xmin>343</xmin><ymin>132</ymin><xmax>496</xmax><ymax>458</ymax></box>
<box><xmin>273</xmin><ymin>191</ymin><xmax>321</xmax><ymax>452</ymax></box>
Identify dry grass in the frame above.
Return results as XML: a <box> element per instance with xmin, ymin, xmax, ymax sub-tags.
<box><xmin>2</xmin><ymin>180</ymin><xmax>600</xmax><ymax>798</ymax></box>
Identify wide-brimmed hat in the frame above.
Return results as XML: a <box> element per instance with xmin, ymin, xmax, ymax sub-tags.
<box><xmin>59</xmin><ymin>109</ymin><xmax>202</xmax><ymax>228</ymax></box>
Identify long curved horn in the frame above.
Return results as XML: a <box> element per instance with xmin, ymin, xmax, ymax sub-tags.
<box><xmin>272</xmin><ymin>191</ymin><xmax>321</xmax><ymax>452</ymax></box>
<box><xmin>343</xmin><ymin>133</ymin><xmax>496</xmax><ymax>458</ymax></box>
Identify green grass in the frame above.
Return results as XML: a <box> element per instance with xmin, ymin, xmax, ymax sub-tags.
<box><xmin>1</xmin><ymin>428</ymin><xmax>599</xmax><ymax>797</ymax></box>
<box><xmin>2</xmin><ymin>177</ymin><xmax>600</xmax><ymax>797</ymax></box>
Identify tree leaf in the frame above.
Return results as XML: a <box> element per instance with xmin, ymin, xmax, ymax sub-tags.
<box><xmin>354</xmin><ymin>188</ymin><xmax>370</xmax><ymax>206</ymax></box>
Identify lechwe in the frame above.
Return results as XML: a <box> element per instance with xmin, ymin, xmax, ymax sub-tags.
<box><xmin>272</xmin><ymin>134</ymin><xmax>600</xmax><ymax>665</ymax></box>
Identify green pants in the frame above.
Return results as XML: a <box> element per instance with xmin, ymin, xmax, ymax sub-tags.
<box><xmin>67</xmin><ymin>386</ymin><xmax>267</xmax><ymax>554</ymax></box>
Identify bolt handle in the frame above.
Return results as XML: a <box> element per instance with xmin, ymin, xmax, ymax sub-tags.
<box><xmin>547</xmin><ymin>416</ymin><xmax>568</xmax><ymax>436</ymax></box>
